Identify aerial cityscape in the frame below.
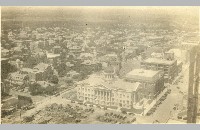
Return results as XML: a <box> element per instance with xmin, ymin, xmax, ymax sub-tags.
<box><xmin>1</xmin><ymin>7</ymin><xmax>200</xmax><ymax>124</ymax></box>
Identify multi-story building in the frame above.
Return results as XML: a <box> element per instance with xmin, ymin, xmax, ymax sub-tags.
<box><xmin>20</xmin><ymin>63</ymin><xmax>54</xmax><ymax>82</ymax></box>
<box><xmin>77</xmin><ymin>68</ymin><xmax>164</xmax><ymax>110</ymax></box>
<box><xmin>124</xmin><ymin>69</ymin><xmax>165</xmax><ymax>99</ymax></box>
<box><xmin>141</xmin><ymin>58</ymin><xmax>178</xmax><ymax>83</ymax></box>
<box><xmin>77</xmin><ymin>79</ymin><xmax>141</xmax><ymax>109</ymax></box>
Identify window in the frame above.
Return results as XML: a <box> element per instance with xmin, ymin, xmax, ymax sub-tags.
<box><xmin>127</xmin><ymin>101</ymin><xmax>129</xmax><ymax>104</ymax></box>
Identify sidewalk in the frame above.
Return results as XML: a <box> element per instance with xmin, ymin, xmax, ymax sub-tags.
<box><xmin>142</xmin><ymin>64</ymin><xmax>189</xmax><ymax>116</ymax></box>
<box><xmin>143</xmin><ymin>88</ymin><xmax>168</xmax><ymax>116</ymax></box>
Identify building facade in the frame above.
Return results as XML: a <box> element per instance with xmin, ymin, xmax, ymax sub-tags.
<box><xmin>77</xmin><ymin>68</ymin><xmax>164</xmax><ymax>110</ymax></box>
<box><xmin>77</xmin><ymin>83</ymin><xmax>140</xmax><ymax>109</ymax></box>
<box><xmin>141</xmin><ymin>58</ymin><xmax>178</xmax><ymax>83</ymax></box>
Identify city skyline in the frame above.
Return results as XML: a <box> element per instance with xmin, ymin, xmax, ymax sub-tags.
<box><xmin>1</xmin><ymin>6</ymin><xmax>200</xmax><ymax>124</ymax></box>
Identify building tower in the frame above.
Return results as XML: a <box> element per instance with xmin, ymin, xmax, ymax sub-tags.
<box><xmin>187</xmin><ymin>44</ymin><xmax>200</xmax><ymax>123</ymax></box>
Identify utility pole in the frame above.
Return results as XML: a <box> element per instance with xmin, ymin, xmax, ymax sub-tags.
<box><xmin>187</xmin><ymin>45</ymin><xmax>200</xmax><ymax>123</ymax></box>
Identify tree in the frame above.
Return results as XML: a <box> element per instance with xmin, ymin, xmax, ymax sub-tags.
<box><xmin>1</xmin><ymin>62</ymin><xmax>17</xmax><ymax>80</ymax></box>
<box><xmin>45</xmin><ymin>85</ymin><xmax>57</xmax><ymax>95</ymax></box>
<box><xmin>26</xmin><ymin>56</ymin><xmax>37</xmax><ymax>68</ymax></box>
<box><xmin>49</xmin><ymin>75</ymin><xmax>59</xmax><ymax>84</ymax></box>
<box><xmin>65</xmin><ymin>79</ymin><xmax>74</xmax><ymax>86</ymax></box>
<box><xmin>57</xmin><ymin>63</ymin><xmax>67</xmax><ymax>77</ymax></box>
<box><xmin>29</xmin><ymin>82</ymin><xmax>43</xmax><ymax>95</ymax></box>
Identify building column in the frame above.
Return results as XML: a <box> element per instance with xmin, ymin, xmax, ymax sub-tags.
<box><xmin>134</xmin><ymin>93</ymin><xmax>136</xmax><ymax>104</ymax></box>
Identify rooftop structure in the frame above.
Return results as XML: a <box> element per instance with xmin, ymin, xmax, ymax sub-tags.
<box><xmin>79</xmin><ymin>74</ymin><xmax>141</xmax><ymax>93</ymax></box>
<box><xmin>37</xmin><ymin>81</ymin><xmax>55</xmax><ymax>88</ymax></box>
<box><xmin>143</xmin><ymin>58</ymin><xmax>176</xmax><ymax>66</ymax></box>
<box><xmin>33</xmin><ymin>63</ymin><xmax>51</xmax><ymax>72</ymax></box>
<box><xmin>46</xmin><ymin>53</ymin><xmax>60</xmax><ymax>59</ymax></box>
<box><xmin>141</xmin><ymin>57</ymin><xmax>178</xmax><ymax>83</ymax></box>
<box><xmin>125</xmin><ymin>69</ymin><xmax>161</xmax><ymax>82</ymax></box>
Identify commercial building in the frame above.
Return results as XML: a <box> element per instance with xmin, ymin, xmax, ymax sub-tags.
<box><xmin>141</xmin><ymin>57</ymin><xmax>178</xmax><ymax>83</ymax></box>
<box><xmin>124</xmin><ymin>69</ymin><xmax>165</xmax><ymax>99</ymax></box>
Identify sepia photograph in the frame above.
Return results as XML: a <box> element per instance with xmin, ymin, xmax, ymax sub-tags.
<box><xmin>1</xmin><ymin>6</ymin><xmax>200</xmax><ymax>124</ymax></box>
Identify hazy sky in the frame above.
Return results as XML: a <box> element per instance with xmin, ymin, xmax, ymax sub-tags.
<box><xmin>1</xmin><ymin>6</ymin><xmax>199</xmax><ymax>32</ymax></box>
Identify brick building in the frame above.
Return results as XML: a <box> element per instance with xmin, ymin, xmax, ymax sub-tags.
<box><xmin>141</xmin><ymin>58</ymin><xmax>178</xmax><ymax>83</ymax></box>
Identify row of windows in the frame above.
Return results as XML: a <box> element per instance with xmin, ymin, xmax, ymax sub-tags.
<box><xmin>79</xmin><ymin>97</ymin><xmax>133</xmax><ymax>108</ymax></box>
<box><xmin>78</xmin><ymin>91</ymin><xmax>131</xmax><ymax>99</ymax></box>
<box><xmin>81</xmin><ymin>94</ymin><xmax>132</xmax><ymax>104</ymax></box>
<box><xmin>14</xmin><ymin>77</ymin><xmax>23</xmax><ymax>80</ymax></box>
<box><xmin>96</xmin><ymin>96</ymin><xmax>111</xmax><ymax>101</ymax></box>
<box><xmin>112</xmin><ymin>93</ymin><xmax>131</xmax><ymax>99</ymax></box>
<box><xmin>78</xmin><ymin>87</ymin><xmax>94</xmax><ymax>92</ymax></box>
<box><xmin>78</xmin><ymin>93</ymin><xmax>95</xmax><ymax>97</ymax></box>
<box><xmin>95</xmin><ymin>91</ymin><xmax>111</xmax><ymax>96</ymax></box>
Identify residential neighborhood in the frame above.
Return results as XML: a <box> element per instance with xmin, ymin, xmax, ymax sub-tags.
<box><xmin>1</xmin><ymin>7</ymin><xmax>200</xmax><ymax>124</ymax></box>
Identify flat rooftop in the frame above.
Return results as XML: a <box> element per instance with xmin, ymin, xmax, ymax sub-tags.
<box><xmin>125</xmin><ymin>69</ymin><xmax>160</xmax><ymax>82</ymax></box>
<box><xmin>78</xmin><ymin>74</ymin><xmax>141</xmax><ymax>92</ymax></box>
<box><xmin>127</xmin><ymin>69</ymin><xmax>159</xmax><ymax>78</ymax></box>
<box><xmin>143</xmin><ymin>58</ymin><xmax>176</xmax><ymax>65</ymax></box>
<box><xmin>1</xmin><ymin>58</ymin><xmax>9</xmax><ymax>61</ymax></box>
<box><xmin>47</xmin><ymin>53</ymin><xmax>60</xmax><ymax>59</ymax></box>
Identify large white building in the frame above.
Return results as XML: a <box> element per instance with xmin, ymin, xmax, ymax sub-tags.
<box><xmin>77</xmin><ymin>68</ymin><xmax>164</xmax><ymax>111</ymax></box>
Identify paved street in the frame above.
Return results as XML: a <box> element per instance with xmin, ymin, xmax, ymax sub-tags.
<box><xmin>136</xmin><ymin>65</ymin><xmax>189</xmax><ymax>124</ymax></box>
<box><xmin>2</xmin><ymin>63</ymin><xmax>192</xmax><ymax>124</ymax></box>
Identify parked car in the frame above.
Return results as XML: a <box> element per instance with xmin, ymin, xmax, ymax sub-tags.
<box><xmin>121</xmin><ymin>111</ymin><xmax>127</xmax><ymax>114</ymax></box>
<box><xmin>127</xmin><ymin>112</ymin><xmax>134</xmax><ymax>115</ymax></box>
<box><xmin>167</xmin><ymin>89</ymin><xmax>171</xmax><ymax>94</ymax></box>
<box><xmin>182</xmin><ymin>116</ymin><xmax>187</xmax><ymax>120</ymax></box>
<box><xmin>78</xmin><ymin>102</ymin><xmax>83</xmax><ymax>105</ymax></box>
<box><xmin>131</xmin><ymin>117</ymin><xmax>136</xmax><ymax>122</ymax></box>
<box><xmin>177</xmin><ymin>115</ymin><xmax>182</xmax><ymax>119</ymax></box>
<box><xmin>164</xmin><ymin>93</ymin><xmax>168</xmax><ymax>96</ymax></box>
<box><xmin>146</xmin><ymin>112</ymin><xmax>152</xmax><ymax>116</ymax></box>
<box><xmin>55</xmin><ymin>93</ymin><xmax>60</xmax><ymax>96</ymax></box>
<box><xmin>153</xmin><ymin>120</ymin><xmax>160</xmax><ymax>124</ymax></box>
<box><xmin>160</xmin><ymin>96</ymin><xmax>166</xmax><ymax>101</ymax></box>
<box><xmin>27</xmin><ymin>105</ymin><xmax>35</xmax><ymax>110</ymax></box>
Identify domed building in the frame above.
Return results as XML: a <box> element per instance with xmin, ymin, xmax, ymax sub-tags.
<box><xmin>103</xmin><ymin>66</ymin><xmax>116</xmax><ymax>80</ymax></box>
